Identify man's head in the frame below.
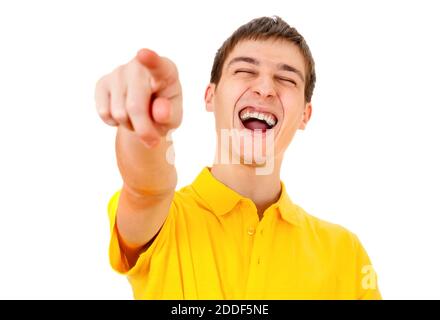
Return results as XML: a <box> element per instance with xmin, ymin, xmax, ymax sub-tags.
<box><xmin>205</xmin><ymin>16</ymin><xmax>315</xmax><ymax>167</ymax></box>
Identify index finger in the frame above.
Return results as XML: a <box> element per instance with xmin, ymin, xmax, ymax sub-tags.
<box><xmin>136</xmin><ymin>49</ymin><xmax>175</xmax><ymax>90</ymax></box>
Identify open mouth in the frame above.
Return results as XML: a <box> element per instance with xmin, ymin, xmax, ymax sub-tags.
<box><xmin>238</xmin><ymin>107</ymin><xmax>278</xmax><ymax>132</ymax></box>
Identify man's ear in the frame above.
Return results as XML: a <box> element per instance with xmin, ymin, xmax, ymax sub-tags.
<box><xmin>204</xmin><ymin>83</ymin><xmax>215</xmax><ymax>112</ymax></box>
<box><xmin>298</xmin><ymin>102</ymin><xmax>312</xmax><ymax>130</ymax></box>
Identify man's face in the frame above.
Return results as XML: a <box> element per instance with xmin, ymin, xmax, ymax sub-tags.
<box><xmin>205</xmin><ymin>38</ymin><xmax>312</xmax><ymax>166</ymax></box>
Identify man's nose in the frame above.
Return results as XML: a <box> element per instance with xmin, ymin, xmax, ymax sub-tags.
<box><xmin>251</xmin><ymin>76</ymin><xmax>276</xmax><ymax>98</ymax></box>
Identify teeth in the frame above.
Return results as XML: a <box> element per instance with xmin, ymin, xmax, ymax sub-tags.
<box><xmin>239</xmin><ymin>110</ymin><xmax>277</xmax><ymax>127</ymax></box>
<box><xmin>241</xmin><ymin>112</ymin><xmax>250</xmax><ymax>120</ymax></box>
<box><xmin>264</xmin><ymin>115</ymin><xmax>275</xmax><ymax>126</ymax></box>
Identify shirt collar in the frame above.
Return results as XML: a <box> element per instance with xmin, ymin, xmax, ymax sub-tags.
<box><xmin>190</xmin><ymin>166</ymin><xmax>302</xmax><ymax>227</ymax></box>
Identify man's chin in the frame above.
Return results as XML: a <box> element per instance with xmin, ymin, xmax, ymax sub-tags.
<box><xmin>236</xmin><ymin>152</ymin><xmax>276</xmax><ymax>175</ymax></box>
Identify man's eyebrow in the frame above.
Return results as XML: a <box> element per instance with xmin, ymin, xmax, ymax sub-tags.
<box><xmin>227</xmin><ymin>56</ymin><xmax>305</xmax><ymax>83</ymax></box>
<box><xmin>277</xmin><ymin>63</ymin><xmax>305</xmax><ymax>83</ymax></box>
<box><xmin>227</xmin><ymin>56</ymin><xmax>259</xmax><ymax>67</ymax></box>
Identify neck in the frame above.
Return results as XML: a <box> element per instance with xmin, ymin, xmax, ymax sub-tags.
<box><xmin>210</xmin><ymin>157</ymin><xmax>283</xmax><ymax>220</ymax></box>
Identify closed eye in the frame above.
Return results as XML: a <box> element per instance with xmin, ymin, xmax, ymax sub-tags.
<box><xmin>277</xmin><ymin>77</ymin><xmax>297</xmax><ymax>85</ymax></box>
<box><xmin>234</xmin><ymin>70</ymin><xmax>297</xmax><ymax>86</ymax></box>
<box><xmin>234</xmin><ymin>69</ymin><xmax>256</xmax><ymax>75</ymax></box>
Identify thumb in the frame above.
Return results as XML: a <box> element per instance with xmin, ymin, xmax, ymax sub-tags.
<box><xmin>151</xmin><ymin>96</ymin><xmax>172</xmax><ymax>124</ymax></box>
<box><xmin>151</xmin><ymin>96</ymin><xmax>182</xmax><ymax>130</ymax></box>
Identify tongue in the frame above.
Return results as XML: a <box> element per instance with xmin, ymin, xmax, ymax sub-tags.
<box><xmin>243</xmin><ymin>119</ymin><xmax>270</xmax><ymax>131</ymax></box>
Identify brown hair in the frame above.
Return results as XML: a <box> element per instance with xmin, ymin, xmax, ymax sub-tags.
<box><xmin>210</xmin><ymin>16</ymin><xmax>316</xmax><ymax>103</ymax></box>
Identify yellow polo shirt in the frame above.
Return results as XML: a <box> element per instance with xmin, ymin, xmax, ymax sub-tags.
<box><xmin>107</xmin><ymin>167</ymin><xmax>382</xmax><ymax>300</ymax></box>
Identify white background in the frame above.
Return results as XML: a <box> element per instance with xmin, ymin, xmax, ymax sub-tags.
<box><xmin>0</xmin><ymin>0</ymin><xmax>439</xmax><ymax>299</ymax></box>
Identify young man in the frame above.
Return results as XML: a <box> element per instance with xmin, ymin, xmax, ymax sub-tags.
<box><xmin>95</xmin><ymin>16</ymin><xmax>382</xmax><ymax>299</ymax></box>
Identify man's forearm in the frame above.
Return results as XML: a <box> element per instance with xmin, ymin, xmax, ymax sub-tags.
<box><xmin>116</xmin><ymin>126</ymin><xmax>177</xmax><ymax>196</ymax></box>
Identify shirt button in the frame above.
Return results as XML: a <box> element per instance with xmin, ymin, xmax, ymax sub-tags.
<box><xmin>247</xmin><ymin>227</ymin><xmax>255</xmax><ymax>236</ymax></box>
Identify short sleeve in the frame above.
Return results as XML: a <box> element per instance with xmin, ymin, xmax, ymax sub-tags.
<box><xmin>352</xmin><ymin>234</ymin><xmax>382</xmax><ymax>300</ymax></box>
<box><xmin>106</xmin><ymin>189</ymin><xmax>176</xmax><ymax>278</ymax></box>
